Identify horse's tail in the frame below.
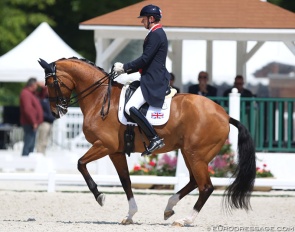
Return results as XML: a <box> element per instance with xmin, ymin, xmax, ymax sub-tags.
<box><xmin>223</xmin><ymin>117</ymin><xmax>256</xmax><ymax>211</ymax></box>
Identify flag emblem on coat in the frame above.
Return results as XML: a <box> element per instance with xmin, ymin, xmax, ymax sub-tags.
<box><xmin>151</xmin><ymin>112</ymin><xmax>164</xmax><ymax>119</ymax></box>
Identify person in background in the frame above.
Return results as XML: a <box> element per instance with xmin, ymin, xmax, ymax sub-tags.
<box><xmin>35</xmin><ymin>87</ymin><xmax>55</xmax><ymax>155</ymax></box>
<box><xmin>223</xmin><ymin>75</ymin><xmax>254</xmax><ymax>122</ymax></box>
<box><xmin>223</xmin><ymin>75</ymin><xmax>254</xmax><ymax>97</ymax></box>
<box><xmin>188</xmin><ymin>71</ymin><xmax>217</xmax><ymax>97</ymax></box>
<box><xmin>19</xmin><ymin>78</ymin><xmax>43</xmax><ymax>156</ymax></box>
<box><xmin>170</xmin><ymin>72</ymin><xmax>180</xmax><ymax>93</ymax></box>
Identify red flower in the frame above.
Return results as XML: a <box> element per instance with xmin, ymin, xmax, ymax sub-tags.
<box><xmin>133</xmin><ymin>165</ymin><xmax>141</xmax><ymax>171</ymax></box>
<box><xmin>149</xmin><ymin>161</ymin><xmax>156</xmax><ymax>167</ymax></box>
<box><xmin>208</xmin><ymin>166</ymin><xmax>215</xmax><ymax>175</ymax></box>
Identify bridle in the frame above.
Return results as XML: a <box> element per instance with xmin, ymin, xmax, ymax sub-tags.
<box><xmin>44</xmin><ymin>60</ymin><xmax>119</xmax><ymax>118</ymax></box>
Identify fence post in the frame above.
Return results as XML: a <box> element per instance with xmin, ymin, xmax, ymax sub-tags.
<box><xmin>48</xmin><ymin>171</ymin><xmax>56</xmax><ymax>193</ymax></box>
<box><xmin>174</xmin><ymin>173</ymin><xmax>187</xmax><ymax>193</ymax></box>
<box><xmin>174</xmin><ymin>150</ymin><xmax>189</xmax><ymax>192</ymax></box>
<box><xmin>229</xmin><ymin>88</ymin><xmax>241</xmax><ymax>157</ymax></box>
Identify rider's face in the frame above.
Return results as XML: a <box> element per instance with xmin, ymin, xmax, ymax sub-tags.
<box><xmin>141</xmin><ymin>16</ymin><xmax>149</xmax><ymax>29</ymax></box>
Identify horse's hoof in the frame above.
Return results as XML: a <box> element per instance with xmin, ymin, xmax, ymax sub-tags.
<box><xmin>121</xmin><ymin>218</ymin><xmax>133</xmax><ymax>225</ymax></box>
<box><xmin>172</xmin><ymin>221</ymin><xmax>184</xmax><ymax>227</ymax></box>
<box><xmin>164</xmin><ymin>210</ymin><xmax>175</xmax><ymax>220</ymax></box>
<box><xmin>96</xmin><ymin>193</ymin><xmax>105</xmax><ymax>206</ymax></box>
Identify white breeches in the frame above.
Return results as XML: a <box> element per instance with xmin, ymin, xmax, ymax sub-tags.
<box><xmin>125</xmin><ymin>87</ymin><xmax>146</xmax><ymax>115</ymax></box>
<box><xmin>36</xmin><ymin>121</ymin><xmax>53</xmax><ymax>154</ymax></box>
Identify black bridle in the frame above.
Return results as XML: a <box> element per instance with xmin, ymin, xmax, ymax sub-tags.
<box><xmin>43</xmin><ymin>60</ymin><xmax>118</xmax><ymax>118</ymax></box>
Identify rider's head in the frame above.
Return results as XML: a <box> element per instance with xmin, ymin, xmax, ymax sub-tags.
<box><xmin>138</xmin><ymin>4</ymin><xmax>162</xmax><ymax>29</ymax></box>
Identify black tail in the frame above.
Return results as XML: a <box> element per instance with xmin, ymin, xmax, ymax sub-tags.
<box><xmin>224</xmin><ymin>117</ymin><xmax>256</xmax><ymax>211</ymax></box>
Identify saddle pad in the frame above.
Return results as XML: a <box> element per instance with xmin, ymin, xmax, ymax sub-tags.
<box><xmin>118</xmin><ymin>85</ymin><xmax>173</xmax><ymax>126</ymax></box>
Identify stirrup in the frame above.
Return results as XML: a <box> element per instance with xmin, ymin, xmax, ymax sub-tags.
<box><xmin>141</xmin><ymin>138</ymin><xmax>165</xmax><ymax>156</ymax></box>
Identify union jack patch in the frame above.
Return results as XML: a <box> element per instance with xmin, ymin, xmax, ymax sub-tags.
<box><xmin>151</xmin><ymin>112</ymin><xmax>164</xmax><ymax>119</ymax></box>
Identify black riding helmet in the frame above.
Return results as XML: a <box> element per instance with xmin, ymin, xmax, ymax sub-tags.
<box><xmin>138</xmin><ymin>4</ymin><xmax>162</xmax><ymax>21</ymax></box>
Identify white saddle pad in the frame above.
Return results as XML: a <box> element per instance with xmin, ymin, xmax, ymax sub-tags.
<box><xmin>118</xmin><ymin>85</ymin><xmax>176</xmax><ymax>126</ymax></box>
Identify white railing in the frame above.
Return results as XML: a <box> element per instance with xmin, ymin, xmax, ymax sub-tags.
<box><xmin>1</xmin><ymin>150</ymin><xmax>295</xmax><ymax>192</ymax></box>
<box><xmin>1</xmin><ymin>91</ymin><xmax>295</xmax><ymax>192</ymax></box>
<box><xmin>1</xmin><ymin>171</ymin><xmax>295</xmax><ymax>193</ymax></box>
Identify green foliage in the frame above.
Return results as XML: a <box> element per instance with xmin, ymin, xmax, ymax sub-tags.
<box><xmin>0</xmin><ymin>0</ymin><xmax>142</xmax><ymax>103</ymax></box>
<box><xmin>0</xmin><ymin>0</ymin><xmax>55</xmax><ymax>55</ymax></box>
<box><xmin>268</xmin><ymin>0</ymin><xmax>295</xmax><ymax>13</ymax></box>
<box><xmin>43</xmin><ymin>0</ymin><xmax>142</xmax><ymax>61</ymax></box>
<box><xmin>0</xmin><ymin>83</ymin><xmax>24</xmax><ymax>106</ymax></box>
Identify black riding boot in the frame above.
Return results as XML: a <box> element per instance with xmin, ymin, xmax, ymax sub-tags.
<box><xmin>129</xmin><ymin>107</ymin><xmax>164</xmax><ymax>156</ymax></box>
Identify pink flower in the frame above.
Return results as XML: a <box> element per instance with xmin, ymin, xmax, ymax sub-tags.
<box><xmin>212</xmin><ymin>156</ymin><xmax>227</xmax><ymax>169</ymax></box>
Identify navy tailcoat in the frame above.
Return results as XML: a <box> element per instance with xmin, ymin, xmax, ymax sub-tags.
<box><xmin>123</xmin><ymin>25</ymin><xmax>170</xmax><ymax>108</ymax></box>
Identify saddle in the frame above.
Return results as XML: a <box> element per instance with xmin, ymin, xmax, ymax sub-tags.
<box><xmin>120</xmin><ymin>80</ymin><xmax>177</xmax><ymax>156</ymax></box>
<box><xmin>123</xmin><ymin>80</ymin><xmax>172</xmax><ymax>122</ymax></box>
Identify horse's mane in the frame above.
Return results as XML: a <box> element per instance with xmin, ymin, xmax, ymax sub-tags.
<box><xmin>57</xmin><ymin>57</ymin><xmax>108</xmax><ymax>75</ymax></box>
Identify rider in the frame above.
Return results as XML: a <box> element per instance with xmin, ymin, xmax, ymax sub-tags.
<box><xmin>113</xmin><ymin>4</ymin><xmax>169</xmax><ymax>156</ymax></box>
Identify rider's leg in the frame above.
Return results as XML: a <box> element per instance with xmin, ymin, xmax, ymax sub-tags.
<box><xmin>125</xmin><ymin>88</ymin><xmax>164</xmax><ymax>156</ymax></box>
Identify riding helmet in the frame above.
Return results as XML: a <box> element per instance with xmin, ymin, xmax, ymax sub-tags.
<box><xmin>138</xmin><ymin>4</ymin><xmax>162</xmax><ymax>20</ymax></box>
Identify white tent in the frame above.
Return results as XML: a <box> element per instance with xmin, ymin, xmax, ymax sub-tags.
<box><xmin>0</xmin><ymin>22</ymin><xmax>82</xmax><ymax>82</ymax></box>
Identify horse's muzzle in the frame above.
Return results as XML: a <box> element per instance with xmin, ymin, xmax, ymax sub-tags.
<box><xmin>51</xmin><ymin>111</ymin><xmax>60</xmax><ymax>119</ymax></box>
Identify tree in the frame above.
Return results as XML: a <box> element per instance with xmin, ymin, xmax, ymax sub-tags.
<box><xmin>44</xmin><ymin>0</ymin><xmax>142</xmax><ymax>61</ymax></box>
<box><xmin>268</xmin><ymin>0</ymin><xmax>295</xmax><ymax>13</ymax></box>
<box><xmin>0</xmin><ymin>0</ymin><xmax>55</xmax><ymax>55</ymax></box>
<box><xmin>0</xmin><ymin>0</ymin><xmax>141</xmax><ymax>106</ymax></box>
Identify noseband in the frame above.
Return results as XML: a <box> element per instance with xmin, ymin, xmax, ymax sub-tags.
<box><xmin>44</xmin><ymin>63</ymin><xmax>69</xmax><ymax>114</ymax></box>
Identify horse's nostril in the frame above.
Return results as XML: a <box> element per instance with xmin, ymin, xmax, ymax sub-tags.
<box><xmin>51</xmin><ymin>111</ymin><xmax>59</xmax><ymax>118</ymax></box>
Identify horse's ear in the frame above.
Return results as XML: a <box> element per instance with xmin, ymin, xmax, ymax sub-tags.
<box><xmin>38</xmin><ymin>58</ymin><xmax>51</xmax><ymax>71</ymax></box>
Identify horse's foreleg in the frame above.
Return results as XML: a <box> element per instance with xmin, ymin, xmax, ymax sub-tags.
<box><xmin>164</xmin><ymin>174</ymin><xmax>197</xmax><ymax>220</ymax></box>
<box><xmin>109</xmin><ymin>153</ymin><xmax>137</xmax><ymax>225</ymax></box>
<box><xmin>78</xmin><ymin>142</ymin><xmax>108</xmax><ymax>206</ymax></box>
<box><xmin>173</xmin><ymin>161</ymin><xmax>214</xmax><ymax>227</ymax></box>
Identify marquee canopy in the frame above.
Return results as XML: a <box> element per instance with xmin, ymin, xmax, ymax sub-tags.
<box><xmin>0</xmin><ymin>22</ymin><xmax>82</xmax><ymax>83</ymax></box>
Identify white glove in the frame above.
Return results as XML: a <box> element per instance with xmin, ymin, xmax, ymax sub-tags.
<box><xmin>113</xmin><ymin>62</ymin><xmax>125</xmax><ymax>75</ymax></box>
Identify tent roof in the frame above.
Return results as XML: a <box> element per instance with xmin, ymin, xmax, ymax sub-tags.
<box><xmin>80</xmin><ymin>0</ymin><xmax>295</xmax><ymax>29</ymax></box>
<box><xmin>0</xmin><ymin>22</ymin><xmax>82</xmax><ymax>82</ymax></box>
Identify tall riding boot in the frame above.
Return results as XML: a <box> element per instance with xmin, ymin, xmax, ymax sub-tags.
<box><xmin>129</xmin><ymin>107</ymin><xmax>164</xmax><ymax>156</ymax></box>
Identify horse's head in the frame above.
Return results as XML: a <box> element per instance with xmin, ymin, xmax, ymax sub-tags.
<box><xmin>38</xmin><ymin>58</ymin><xmax>73</xmax><ymax>118</ymax></box>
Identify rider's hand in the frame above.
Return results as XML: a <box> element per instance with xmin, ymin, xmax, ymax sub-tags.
<box><xmin>113</xmin><ymin>62</ymin><xmax>125</xmax><ymax>75</ymax></box>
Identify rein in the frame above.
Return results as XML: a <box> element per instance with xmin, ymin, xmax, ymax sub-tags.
<box><xmin>45</xmin><ymin>61</ymin><xmax>119</xmax><ymax>119</ymax></box>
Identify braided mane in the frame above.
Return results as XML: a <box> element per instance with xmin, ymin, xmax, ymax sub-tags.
<box><xmin>58</xmin><ymin>57</ymin><xmax>108</xmax><ymax>75</ymax></box>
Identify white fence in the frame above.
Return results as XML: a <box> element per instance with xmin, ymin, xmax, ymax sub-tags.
<box><xmin>1</xmin><ymin>149</ymin><xmax>295</xmax><ymax>193</ymax></box>
<box><xmin>1</xmin><ymin>92</ymin><xmax>295</xmax><ymax>192</ymax></box>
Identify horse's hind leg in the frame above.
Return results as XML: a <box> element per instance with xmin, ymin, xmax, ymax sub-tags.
<box><xmin>164</xmin><ymin>153</ymin><xmax>197</xmax><ymax>220</ymax></box>
<box><xmin>164</xmin><ymin>174</ymin><xmax>197</xmax><ymax>220</ymax></box>
<box><xmin>173</xmin><ymin>161</ymin><xmax>214</xmax><ymax>227</ymax></box>
<box><xmin>109</xmin><ymin>153</ymin><xmax>137</xmax><ymax>225</ymax></box>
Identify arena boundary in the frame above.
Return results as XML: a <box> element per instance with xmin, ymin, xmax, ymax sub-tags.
<box><xmin>0</xmin><ymin>172</ymin><xmax>295</xmax><ymax>193</ymax></box>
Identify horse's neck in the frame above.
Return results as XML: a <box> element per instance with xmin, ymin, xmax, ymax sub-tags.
<box><xmin>77</xmin><ymin>80</ymin><xmax>122</xmax><ymax>117</ymax></box>
<box><xmin>63</xmin><ymin>60</ymin><xmax>123</xmax><ymax>116</ymax></box>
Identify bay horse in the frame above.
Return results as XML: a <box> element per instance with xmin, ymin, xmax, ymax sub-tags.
<box><xmin>38</xmin><ymin>57</ymin><xmax>256</xmax><ymax>227</ymax></box>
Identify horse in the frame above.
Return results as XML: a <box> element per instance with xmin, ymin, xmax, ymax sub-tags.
<box><xmin>38</xmin><ymin>57</ymin><xmax>256</xmax><ymax>227</ymax></box>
